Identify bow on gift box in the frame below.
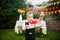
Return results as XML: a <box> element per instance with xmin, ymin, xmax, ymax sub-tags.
<box><xmin>29</xmin><ymin>19</ymin><xmax>38</xmax><ymax>24</ymax></box>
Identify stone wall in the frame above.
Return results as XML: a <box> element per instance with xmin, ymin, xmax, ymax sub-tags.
<box><xmin>46</xmin><ymin>21</ymin><xmax>60</xmax><ymax>31</ymax></box>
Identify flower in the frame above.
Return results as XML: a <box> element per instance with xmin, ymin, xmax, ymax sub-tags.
<box><xmin>18</xmin><ymin>8</ymin><xmax>25</xmax><ymax>15</ymax></box>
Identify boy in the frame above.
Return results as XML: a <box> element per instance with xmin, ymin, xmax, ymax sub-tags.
<box><xmin>25</xmin><ymin>11</ymin><xmax>36</xmax><ymax>40</ymax></box>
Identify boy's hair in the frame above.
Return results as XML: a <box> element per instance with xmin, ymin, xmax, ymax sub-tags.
<box><xmin>29</xmin><ymin>5</ymin><xmax>33</xmax><ymax>8</ymax></box>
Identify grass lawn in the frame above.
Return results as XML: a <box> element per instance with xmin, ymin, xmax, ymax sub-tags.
<box><xmin>0</xmin><ymin>29</ymin><xmax>60</xmax><ymax>40</ymax></box>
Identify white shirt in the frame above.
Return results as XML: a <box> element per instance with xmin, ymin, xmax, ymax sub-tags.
<box><xmin>25</xmin><ymin>20</ymin><xmax>35</xmax><ymax>29</ymax></box>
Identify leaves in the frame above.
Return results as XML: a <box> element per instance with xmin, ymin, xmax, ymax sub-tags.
<box><xmin>0</xmin><ymin>0</ymin><xmax>26</xmax><ymax>29</ymax></box>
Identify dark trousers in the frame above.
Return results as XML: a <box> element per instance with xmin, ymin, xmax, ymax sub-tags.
<box><xmin>25</xmin><ymin>28</ymin><xmax>35</xmax><ymax>40</ymax></box>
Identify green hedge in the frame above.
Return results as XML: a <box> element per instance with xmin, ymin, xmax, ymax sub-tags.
<box><xmin>0</xmin><ymin>0</ymin><xmax>26</xmax><ymax>29</ymax></box>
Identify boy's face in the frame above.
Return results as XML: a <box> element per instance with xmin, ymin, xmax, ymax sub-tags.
<box><xmin>27</xmin><ymin>13</ymin><xmax>33</xmax><ymax>21</ymax></box>
<box><xmin>27</xmin><ymin>15</ymin><xmax>33</xmax><ymax>21</ymax></box>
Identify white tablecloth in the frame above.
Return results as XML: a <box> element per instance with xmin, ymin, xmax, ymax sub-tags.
<box><xmin>15</xmin><ymin>20</ymin><xmax>47</xmax><ymax>34</ymax></box>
